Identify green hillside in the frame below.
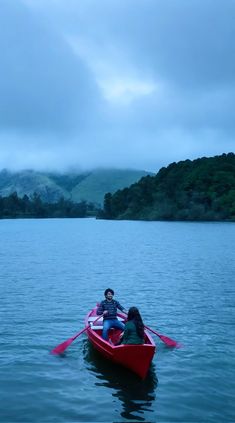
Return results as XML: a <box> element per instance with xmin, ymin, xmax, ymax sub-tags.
<box><xmin>71</xmin><ymin>169</ymin><xmax>151</xmax><ymax>205</ymax></box>
<box><xmin>0</xmin><ymin>168</ymin><xmax>151</xmax><ymax>205</ymax></box>
<box><xmin>100</xmin><ymin>153</ymin><xmax>235</xmax><ymax>221</ymax></box>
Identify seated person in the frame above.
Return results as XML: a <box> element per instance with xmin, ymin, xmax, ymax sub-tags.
<box><xmin>97</xmin><ymin>288</ymin><xmax>127</xmax><ymax>340</ymax></box>
<box><xmin>120</xmin><ymin>306</ymin><xmax>145</xmax><ymax>345</ymax></box>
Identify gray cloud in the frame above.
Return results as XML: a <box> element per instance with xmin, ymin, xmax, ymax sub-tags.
<box><xmin>0</xmin><ymin>0</ymin><xmax>100</xmax><ymax>134</ymax></box>
<box><xmin>0</xmin><ymin>0</ymin><xmax>234</xmax><ymax>172</ymax></box>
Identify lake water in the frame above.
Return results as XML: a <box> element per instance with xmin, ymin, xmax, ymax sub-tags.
<box><xmin>1</xmin><ymin>218</ymin><xmax>235</xmax><ymax>422</ymax></box>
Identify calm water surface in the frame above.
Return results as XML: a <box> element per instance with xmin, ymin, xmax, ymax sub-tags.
<box><xmin>1</xmin><ymin>218</ymin><xmax>235</xmax><ymax>422</ymax></box>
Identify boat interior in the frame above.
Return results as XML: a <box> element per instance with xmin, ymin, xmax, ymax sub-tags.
<box><xmin>87</xmin><ymin>315</ymin><xmax>153</xmax><ymax>345</ymax></box>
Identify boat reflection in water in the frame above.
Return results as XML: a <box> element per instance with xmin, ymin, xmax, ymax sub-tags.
<box><xmin>83</xmin><ymin>340</ymin><xmax>158</xmax><ymax>422</ymax></box>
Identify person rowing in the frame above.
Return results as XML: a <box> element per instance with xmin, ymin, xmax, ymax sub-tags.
<box><xmin>96</xmin><ymin>288</ymin><xmax>127</xmax><ymax>341</ymax></box>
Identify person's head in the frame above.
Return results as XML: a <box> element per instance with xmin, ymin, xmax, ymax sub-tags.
<box><xmin>127</xmin><ymin>307</ymin><xmax>141</xmax><ymax>321</ymax></box>
<box><xmin>127</xmin><ymin>306</ymin><xmax>144</xmax><ymax>339</ymax></box>
<box><xmin>104</xmin><ymin>288</ymin><xmax>114</xmax><ymax>300</ymax></box>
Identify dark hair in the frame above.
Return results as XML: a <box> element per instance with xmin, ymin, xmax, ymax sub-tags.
<box><xmin>104</xmin><ymin>288</ymin><xmax>114</xmax><ymax>297</ymax></box>
<box><xmin>127</xmin><ymin>307</ymin><xmax>144</xmax><ymax>339</ymax></box>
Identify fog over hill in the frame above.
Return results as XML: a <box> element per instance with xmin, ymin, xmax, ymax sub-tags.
<box><xmin>0</xmin><ymin>168</ymin><xmax>152</xmax><ymax>206</ymax></box>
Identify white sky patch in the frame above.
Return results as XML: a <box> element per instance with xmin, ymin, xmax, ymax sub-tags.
<box><xmin>66</xmin><ymin>34</ymin><xmax>157</xmax><ymax>104</ymax></box>
<box><xmin>99</xmin><ymin>77</ymin><xmax>156</xmax><ymax>104</ymax></box>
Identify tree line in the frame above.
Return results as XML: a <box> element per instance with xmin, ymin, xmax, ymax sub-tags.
<box><xmin>2</xmin><ymin>153</ymin><xmax>235</xmax><ymax>221</ymax></box>
<box><xmin>98</xmin><ymin>153</ymin><xmax>235</xmax><ymax>221</ymax></box>
<box><xmin>0</xmin><ymin>192</ymin><xmax>98</xmax><ymax>219</ymax></box>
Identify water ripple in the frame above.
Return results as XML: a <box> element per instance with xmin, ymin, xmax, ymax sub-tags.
<box><xmin>0</xmin><ymin>219</ymin><xmax>235</xmax><ymax>422</ymax></box>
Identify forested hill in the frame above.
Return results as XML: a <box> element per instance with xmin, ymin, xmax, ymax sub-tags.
<box><xmin>0</xmin><ymin>168</ymin><xmax>150</xmax><ymax>206</ymax></box>
<box><xmin>100</xmin><ymin>153</ymin><xmax>235</xmax><ymax>221</ymax></box>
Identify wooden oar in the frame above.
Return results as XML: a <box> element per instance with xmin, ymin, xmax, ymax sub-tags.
<box><xmin>144</xmin><ymin>324</ymin><xmax>181</xmax><ymax>348</ymax></box>
<box><xmin>51</xmin><ymin>315</ymin><xmax>102</xmax><ymax>355</ymax></box>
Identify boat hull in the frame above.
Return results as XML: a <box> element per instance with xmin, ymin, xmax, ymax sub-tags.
<box><xmin>85</xmin><ymin>309</ymin><xmax>156</xmax><ymax>379</ymax></box>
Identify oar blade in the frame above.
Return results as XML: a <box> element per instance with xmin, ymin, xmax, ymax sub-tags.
<box><xmin>144</xmin><ymin>325</ymin><xmax>181</xmax><ymax>348</ymax></box>
<box><xmin>51</xmin><ymin>314</ymin><xmax>103</xmax><ymax>355</ymax></box>
<box><xmin>50</xmin><ymin>337</ymin><xmax>74</xmax><ymax>355</ymax></box>
<box><xmin>50</xmin><ymin>315</ymin><xmax>102</xmax><ymax>355</ymax></box>
<box><xmin>158</xmin><ymin>334</ymin><xmax>181</xmax><ymax>348</ymax></box>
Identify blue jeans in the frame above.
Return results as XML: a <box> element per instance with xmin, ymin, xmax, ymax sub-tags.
<box><xmin>102</xmin><ymin>318</ymin><xmax>125</xmax><ymax>340</ymax></box>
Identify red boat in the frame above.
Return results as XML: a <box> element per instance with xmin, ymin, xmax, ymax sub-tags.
<box><xmin>85</xmin><ymin>307</ymin><xmax>156</xmax><ymax>379</ymax></box>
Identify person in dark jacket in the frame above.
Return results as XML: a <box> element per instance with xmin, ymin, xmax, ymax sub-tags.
<box><xmin>121</xmin><ymin>306</ymin><xmax>145</xmax><ymax>345</ymax></box>
<box><xmin>97</xmin><ymin>288</ymin><xmax>127</xmax><ymax>340</ymax></box>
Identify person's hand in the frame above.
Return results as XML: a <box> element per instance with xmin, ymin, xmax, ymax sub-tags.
<box><xmin>103</xmin><ymin>310</ymin><xmax>108</xmax><ymax>315</ymax></box>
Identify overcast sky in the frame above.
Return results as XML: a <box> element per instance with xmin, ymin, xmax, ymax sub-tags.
<box><xmin>0</xmin><ymin>0</ymin><xmax>234</xmax><ymax>173</ymax></box>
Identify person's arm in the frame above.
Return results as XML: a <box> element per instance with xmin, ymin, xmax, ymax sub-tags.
<box><xmin>96</xmin><ymin>302</ymin><xmax>104</xmax><ymax>315</ymax></box>
<box><xmin>116</xmin><ymin>301</ymin><xmax>127</xmax><ymax>315</ymax></box>
<box><xmin>121</xmin><ymin>322</ymin><xmax>130</xmax><ymax>343</ymax></box>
